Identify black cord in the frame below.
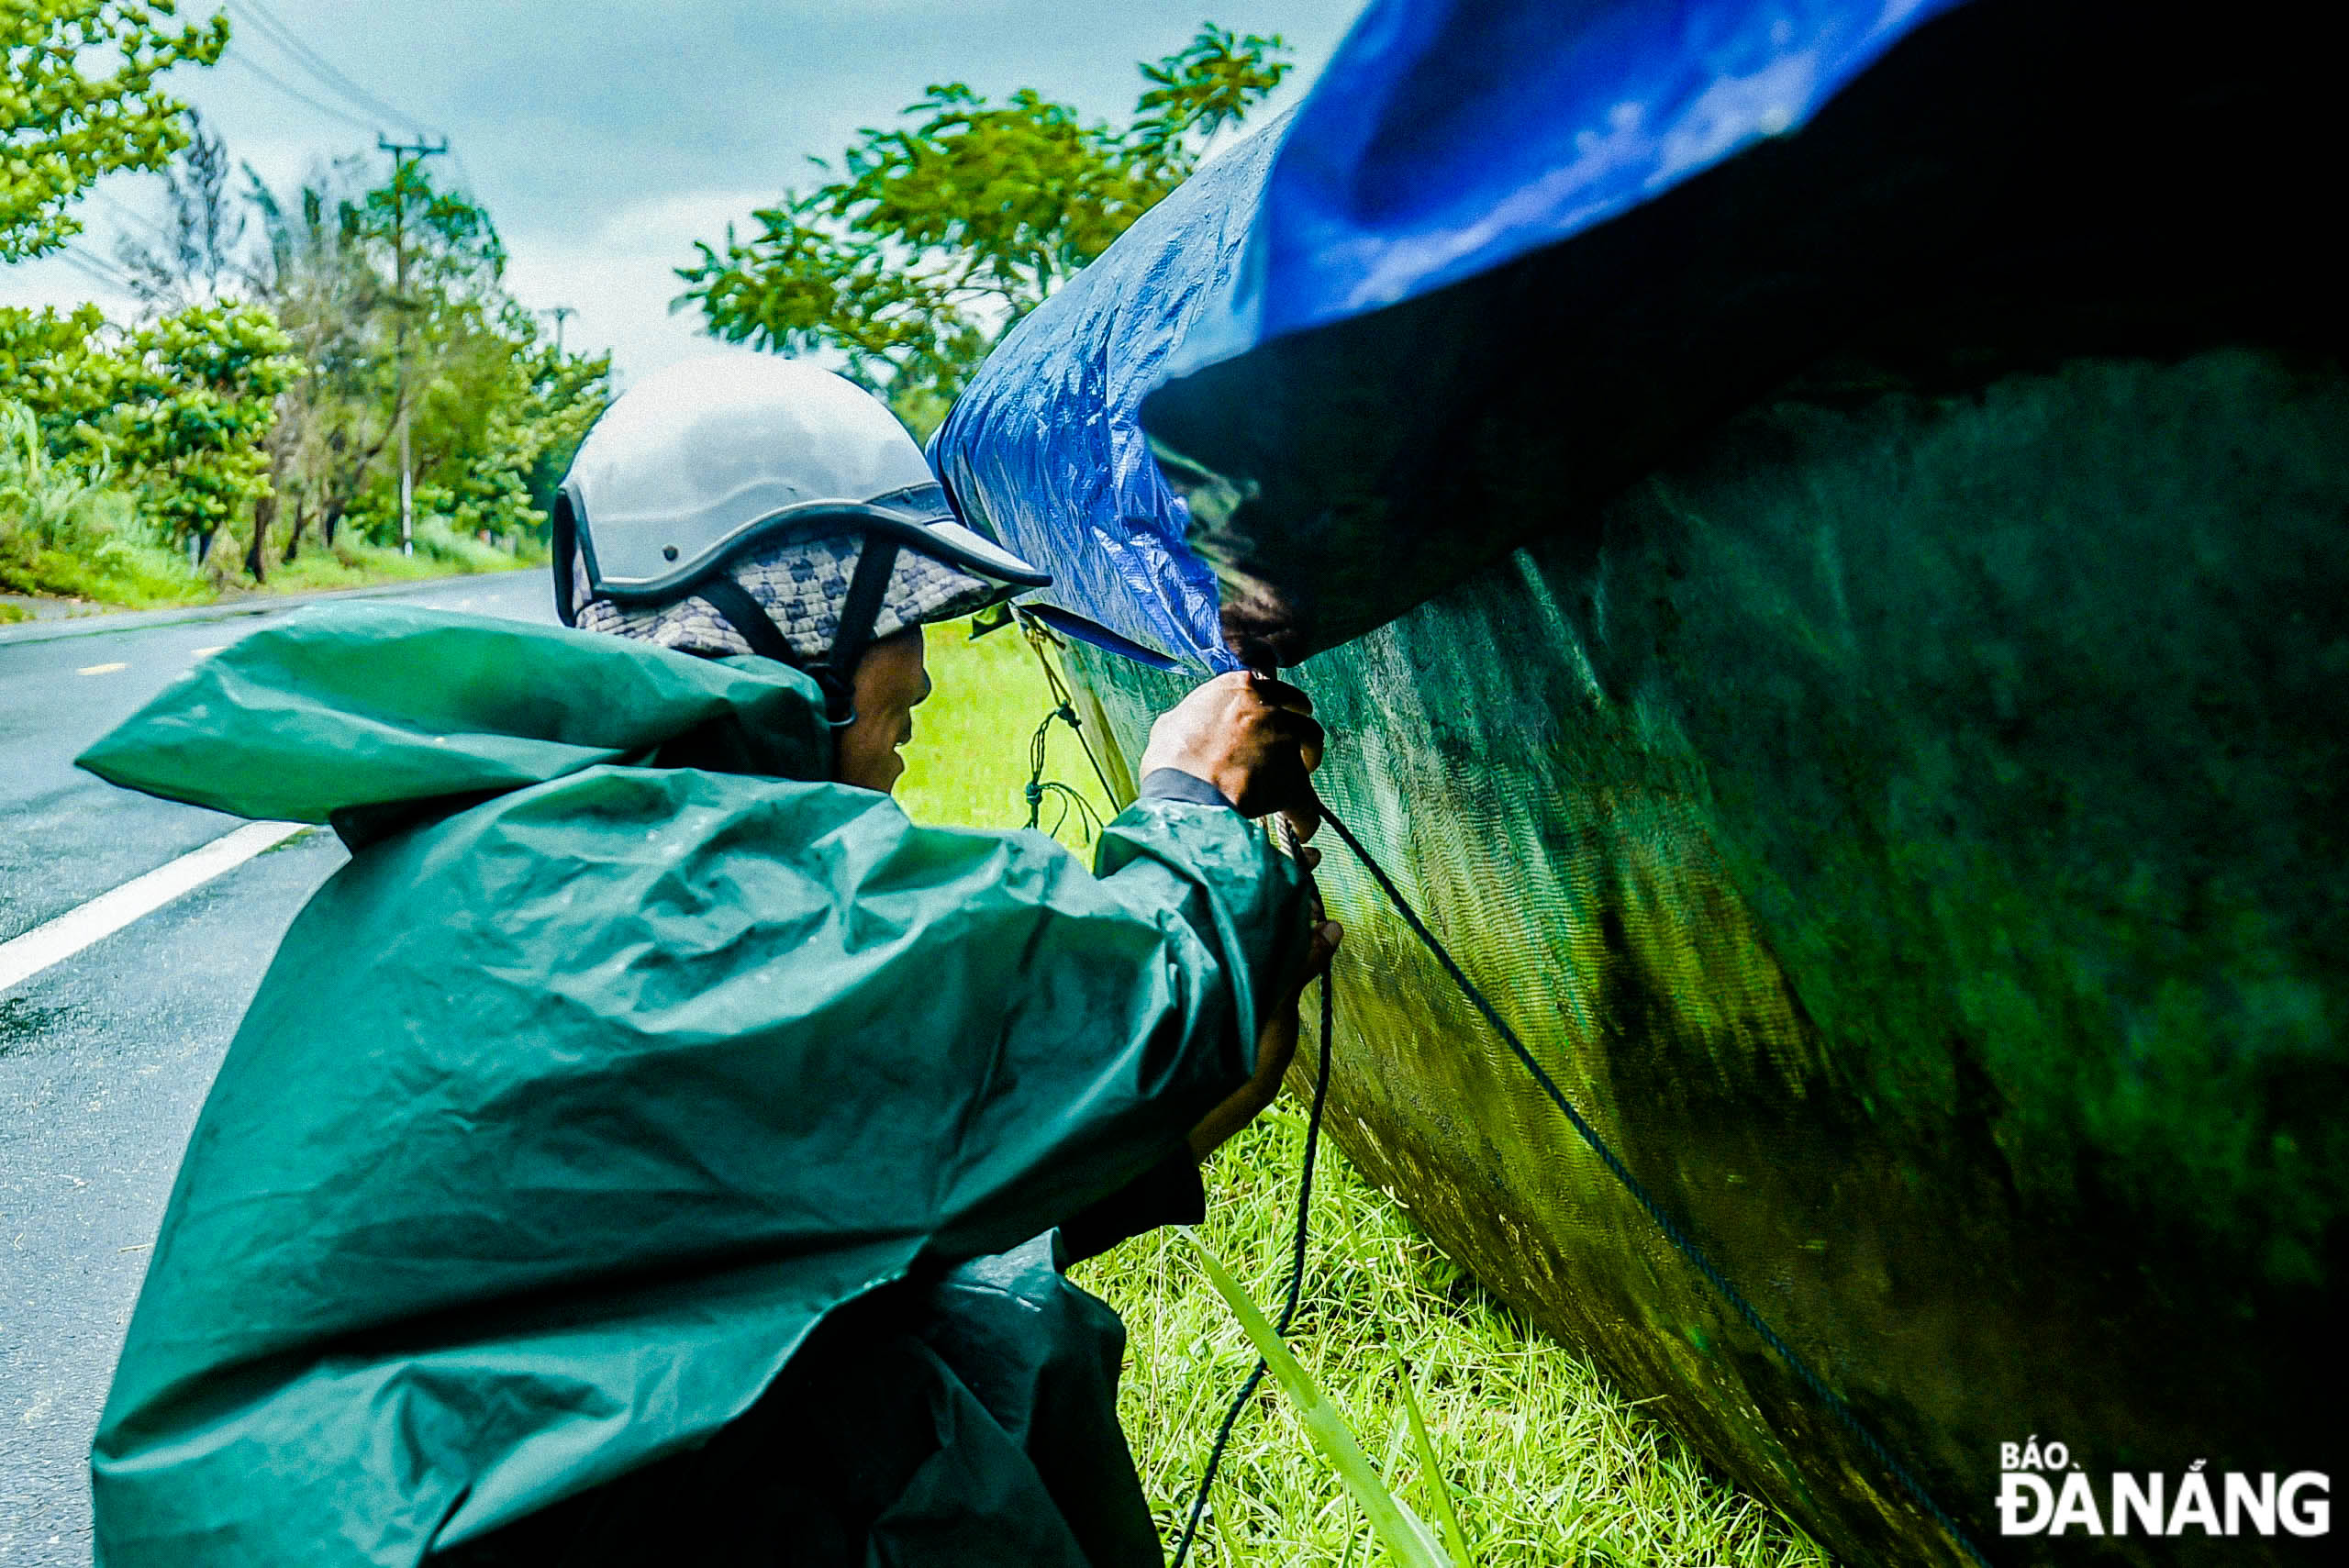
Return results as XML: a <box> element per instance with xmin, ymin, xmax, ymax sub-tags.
<box><xmin>1023</xmin><ymin>706</ymin><xmax>1106</xmax><ymax>841</ymax></box>
<box><xmin>1170</xmin><ymin>952</ymin><xmax>1335</xmax><ymax>1568</ymax></box>
<box><xmin>1019</xmin><ymin>611</ymin><xmax>1124</xmax><ymax>808</ymax></box>
<box><xmin>1313</xmin><ymin>803</ymin><xmax>1994</xmax><ymax>1568</ymax></box>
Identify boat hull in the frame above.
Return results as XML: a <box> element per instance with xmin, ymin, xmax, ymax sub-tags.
<box><xmin>1063</xmin><ymin>347</ymin><xmax>2347</xmax><ymax>1565</ymax></box>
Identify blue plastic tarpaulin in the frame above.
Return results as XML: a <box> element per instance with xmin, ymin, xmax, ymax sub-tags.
<box><xmin>930</xmin><ymin>121</ymin><xmax>1284</xmax><ymax>673</ymax></box>
<box><xmin>931</xmin><ymin>0</ymin><xmax>1965</xmax><ymax>672</ymax></box>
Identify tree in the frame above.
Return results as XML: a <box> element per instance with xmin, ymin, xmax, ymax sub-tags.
<box><xmin>240</xmin><ymin>156</ymin><xmax>606</xmax><ymax>569</ymax></box>
<box><xmin>0</xmin><ymin>295</ymin><xmax>297</xmax><ymax>563</ymax></box>
<box><xmin>0</xmin><ymin>299</ymin><xmax>119</xmax><ymax>459</ymax></box>
<box><xmin>243</xmin><ymin>159</ymin><xmax>396</xmax><ymax>558</ymax></box>
<box><xmin>7</xmin><ymin>118</ymin><xmax>607</xmax><ymax>595</ymax></box>
<box><xmin>1</xmin><ymin>0</ymin><xmax>230</xmax><ymax>261</ymax></box>
<box><xmin>675</xmin><ymin>21</ymin><xmax>1287</xmax><ymax>428</ymax></box>
<box><xmin>112</xmin><ymin>107</ymin><xmax>246</xmax><ymax>313</ymax></box>
<box><xmin>110</xmin><ymin>301</ymin><xmax>300</xmax><ymax>561</ymax></box>
<box><xmin>413</xmin><ymin>311</ymin><xmax>609</xmax><ymax>548</ymax></box>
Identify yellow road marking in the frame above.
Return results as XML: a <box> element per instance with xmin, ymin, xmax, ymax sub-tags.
<box><xmin>77</xmin><ymin>662</ymin><xmax>127</xmax><ymax>675</ymax></box>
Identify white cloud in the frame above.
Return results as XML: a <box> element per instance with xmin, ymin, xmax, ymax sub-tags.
<box><xmin>500</xmin><ymin>189</ymin><xmax>784</xmax><ymax>384</ymax></box>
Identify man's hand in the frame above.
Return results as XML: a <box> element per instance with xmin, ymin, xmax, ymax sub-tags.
<box><xmin>1188</xmin><ymin>906</ymin><xmax>1342</xmax><ymax>1159</ymax></box>
<box><xmin>1139</xmin><ymin>671</ymin><xmax>1326</xmax><ymax>838</ymax></box>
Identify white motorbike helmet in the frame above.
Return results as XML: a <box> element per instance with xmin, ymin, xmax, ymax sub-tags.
<box><xmin>553</xmin><ymin>355</ymin><xmax>1048</xmax><ymax>718</ymax></box>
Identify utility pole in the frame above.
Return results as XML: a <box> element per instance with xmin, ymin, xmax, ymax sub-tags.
<box><xmin>540</xmin><ymin>306</ymin><xmax>576</xmax><ymax>357</ymax></box>
<box><xmin>378</xmin><ymin>134</ymin><xmax>448</xmax><ymax>558</ymax></box>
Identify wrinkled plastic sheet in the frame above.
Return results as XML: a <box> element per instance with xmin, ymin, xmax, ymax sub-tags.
<box><xmin>930</xmin><ymin>0</ymin><xmax>1963</xmax><ymax>673</ymax></box>
<box><xmin>1166</xmin><ymin>0</ymin><xmax>1964</xmax><ymax>374</ymax></box>
<box><xmin>930</xmin><ymin>123</ymin><xmax>1284</xmax><ymax>672</ymax></box>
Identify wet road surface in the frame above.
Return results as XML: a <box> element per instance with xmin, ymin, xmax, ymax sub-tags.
<box><xmin>0</xmin><ymin>573</ymin><xmax>554</xmax><ymax>1563</ymax></box>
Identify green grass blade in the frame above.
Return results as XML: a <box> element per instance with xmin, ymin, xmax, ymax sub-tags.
<box><xmin>1395</xmin><ymin>1355</ymin><xmax>1475</xmax><ymax>1566</ymax></box>
<box><xmin>1182</xmin><ymin>1230</ymin><xmax>1453</xmax><ymax>1568</ymax></box>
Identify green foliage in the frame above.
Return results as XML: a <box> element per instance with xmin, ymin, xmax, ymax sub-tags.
<box><xmin>446</xmin><ymin>317</ymin><xmax>609</xmax><ymax>540</ymax></box>
<box><xmin>0</xmin><ymin>395</ymin><xmax>104</xmax><ymax>550</ymax></box>
<box><xmin>242</xmin><ymin>157</ymin><xmax>400</xmax><ymax>552</ymax></box>
<box><xmin>111</xmin><ymin>301</ymin><xmax>301</xmax><ymax>545</ymax></box>
<box><xmin>391</xmin><ymin>294</ymin><xmax>607</xmax><ymax>548</ymax></box>
<box><xmin>5</xmin><ymin>137</ymin><xmax>606</xmax><ymax>602</ymax></box>
<box><xmin>341</xmin><ymin>153</ymin><xmax>508</xmax><ymax>287</ymax></box>
<box><xmin>1</xmin><ymin>0</ymin><xmax>229</xmax><ymax>261</ymax></box>
<box><xmin>239</xmin><ymin>156</ymin><xmax>607</xmax><ymax>565</ymax></box>
<box><xmin>0</xmin><ymin>301</ymin><xmax>116</xmax><ymax>457</ymax></box>
<box><xmin>675</xmin><ymin>22</ymin><xmax>1288</xmax><ymax>420</ymax></box>
<box><xmin>0</xmin><ymin>300</ymin><xmax>296</xmax><ymax>550</ymax></box>
<box><xmin>0</xmin><ymin>395</ymin><xmax>199</xmax><ymax>603</ymax></box>
<box><xmin>1186</xmin><ymin>1230</ymin><xmax>1454</xmax><ymax>1568</ymax></box>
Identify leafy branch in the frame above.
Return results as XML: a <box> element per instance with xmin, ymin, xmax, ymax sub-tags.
<box><xmin>674</xmin><ymin>22</ymin><xmax>1288</xmax><ymax>424</ymax></box>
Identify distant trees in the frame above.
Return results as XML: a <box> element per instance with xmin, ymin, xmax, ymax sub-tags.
<box><xmin>6</xmin><ymin>2</ymin><xmax>608</xmax><ymax>600</ymax></box>
<box><xmin>675</xmin><ymin>22</ymin><xmax>1289</xmax><ymax>434</ymax></box>
<box><xmin>112</xmin><ymin>109</ymin><xmax>248</xmax><ymax>311</ymax></box>
<box><xmin>234</xmin><ymin>155</ymin><xmax>607</xmax><ymax>574</ymax></box>
<box><xmin>0</xmin><ymin>298</ymin><xmax>296</xmax><ymax>554</ymax></box>
<box><xmin>5</xmin><ymin>130</ymin><xmax>608</xmax><ymax>596</ymax></box>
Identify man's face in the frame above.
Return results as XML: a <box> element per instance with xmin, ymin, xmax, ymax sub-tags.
<box><xmin>834</xmin><ymin>628</ymin><xmax>931</xmax><ymax>794</ymax></box>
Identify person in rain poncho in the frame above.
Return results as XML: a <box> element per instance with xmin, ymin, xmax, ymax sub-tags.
<box><xmin>78</xmin><ymin>356</ymin><xmax>1338</xmax><ymax>1567</ymax></box>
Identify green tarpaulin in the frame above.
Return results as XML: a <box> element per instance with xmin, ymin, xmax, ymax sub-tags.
<box><xmin>76</xmin><ymin>603</ymin><xmax>1308</xmax><ymax>1566</ymax></box>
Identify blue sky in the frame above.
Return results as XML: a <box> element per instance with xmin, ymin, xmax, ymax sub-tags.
<box><xmin>11</xmin><ymin>1</ymin><xmax>1364</xmax><ymax>383</ymax></box>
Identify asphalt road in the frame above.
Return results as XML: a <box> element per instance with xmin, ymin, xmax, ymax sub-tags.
<box><xmin>0</xmin><ymin>572</ymin><xmax>555</xmax><ymax>1564</ymax></box>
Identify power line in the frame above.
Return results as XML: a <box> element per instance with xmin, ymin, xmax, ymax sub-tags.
<box><xmin>59</xmin><ymin>244</ymin><xmax>137</xmax><ymax>295</ymax></box>
<box><xmin>65</xmin><ymin>242</ymin><xmax>133</xmax><ymax>284</ymax></box>
<box><xmin>223</xmin><ymin>0</ymin><xmax>437</xmax><ymax>138</ymax></box>
<box><xmin>55</xmin><ymin>252</ymin><xmax>121</xmax><ymax>292</ymax></box>
<box><xmin>226</xmin><ymin>49</ymin><xmax>381</xmax><ymax>134</ymax></box>
<box><xmin>94</xmin><ymin>189</ymin><xmax>174</xmax><ymax>247</ymax></box>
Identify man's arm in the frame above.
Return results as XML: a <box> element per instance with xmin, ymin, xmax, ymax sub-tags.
<box><xmin>912</xmin><ymin>673</ymin><xmax>1337</xmax><ymax>1264</ymax></box>
<box><xmin>1052</xmin><ymin>764</ymin><xmax>1342</xmax><ymax>1262</ymax></box>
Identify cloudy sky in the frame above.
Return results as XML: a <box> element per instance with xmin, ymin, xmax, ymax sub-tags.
<box><xmin>12</xmin><ymin>0</ymin><xmax>1364</xmax><ymax>384</ymax></box>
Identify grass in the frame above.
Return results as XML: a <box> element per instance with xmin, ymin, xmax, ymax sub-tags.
<box><xmin>1087</xmin><ymin>1108</ymin><xmax>1826</xmax><ymax>1568</ymax></box>
<box><xmin>1184</xmin><ymin>1229</ymin><xmax>1454</xmax><ymax>1568</ymax></box>
<box><xmin>0</xmin><ymin>503</ymin><xmax>542</xmax><ymax>609</ymax></box>
<box><xmin>899</xmin><ymin>618</ymin><xmax>1830</xmax><ymax>1568</ymax></box>
<box><xmin>895</xmin><ymin>616</ymin><xmax>1119</xmax><ymax>853</ymax></box>
<box><xmin>1</xmin><ymin>405</ymin><xmax>233</xmax><ymax>606</ymax></box>
<box><xmin>262</xmin><ymin>523</ymin><xmax>546</xmax><ymax>595</ymax></box>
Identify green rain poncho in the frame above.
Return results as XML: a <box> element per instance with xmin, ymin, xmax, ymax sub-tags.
<box><xmin>76</xmin><ymin>603</ymin><xmax>1307</xmax><ymax>1567</ymax></box>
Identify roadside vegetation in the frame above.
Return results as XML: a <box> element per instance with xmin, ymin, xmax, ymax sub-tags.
<box><xmin>901</xmin><ymin>621</ymin><xmax>1827</xmax><ymax>1567</ymax></box>
<box><xmin>3</xmin><ymin>3</ymin><xmax>603</xmax><ymax>611</ymax></box>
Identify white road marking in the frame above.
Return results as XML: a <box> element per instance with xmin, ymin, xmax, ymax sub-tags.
<box><xmin>190</xmin><ymin>645</ymin><xmax>224</xmax><ymax>657</ymax></box>
<box><xmin>77</xmin><ymin>662</ymin><xmax>127</xmax><ymax>675</ymax></box>
<box><xmin>0</xmin><ymin>820</ymin><xmax>309</xmax><ymax>995</ymax></box>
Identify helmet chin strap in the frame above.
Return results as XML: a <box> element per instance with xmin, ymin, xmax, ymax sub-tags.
<box><xmin>809</xmin><ymin>538</ymin><xmax>901</xmax><ymax>727</ymax></box>
<box><xmin>691</xmin><ymin>539</ymin><xmax>904</xmax><ymax>731</ymax></box>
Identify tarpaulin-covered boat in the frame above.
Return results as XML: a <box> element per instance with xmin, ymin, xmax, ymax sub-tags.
<box><xmin>932</xmin><ymin>0</ymin><xmax>2345</xmax><ymax>1562</ymax></box>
